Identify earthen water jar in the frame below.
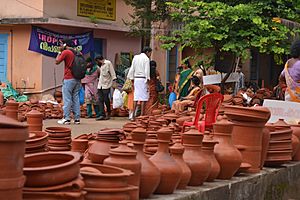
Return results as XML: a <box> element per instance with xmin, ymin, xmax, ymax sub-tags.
<box><xmin>0</xmin><ymin>114</ymin><xmax>28</xmax><ymax>200</ymax></box>
<box><xmin>182</xmin><ymin>127</ymin><xmax>211</xmax><ymax>186</ymax></box>
<box><xmin>5</xmin><ymin>101</ymin><xmax>19</xmax><ymax>120</ymax></box>
<box><xmin>202</xmin><ymin>131</ymin><xmax>220</xmax><ymax>181</ymax></box>
<box><xmin>131</xmin><ymin>126</ymin><xmax>160</xmax><ymax>198</ymax></box>
<box><xmin>26</xmin><ymin>109</ymin><xmax>44</xmax><ymax>132</ymax></box>
<box><xmin>149</xmin><ymin>126</ymin><xmax>182</xmax><ymax>194</ymax></box>
<box><xmin>103</xmin><ymin>141</ymin><xmax>141</xmax><ymax>200</ymax></box>
<box><xmin>213</xmin><ymin>117</ymin><xmax>242</xmax><ymax>179</ymax></box>
<box><xmin>170</xmin><ymin>140</ymin><xmax>191</xmax><ymax>189</ymax></box>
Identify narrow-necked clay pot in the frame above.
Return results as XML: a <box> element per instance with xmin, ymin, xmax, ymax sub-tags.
<box><xmin>26</xmin><ymin>110</ymin><xmax>44</xmax><ymax>132</ymax></box>
<box><xmin>149</xmin><ymin>126</ymin><xmax>182</xmax><ymax>194</ymax></box>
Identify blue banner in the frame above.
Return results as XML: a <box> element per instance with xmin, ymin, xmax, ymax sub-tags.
<box><xmin>28</xmin><ymin>26</ymin><xmax>94</xmax><ymax>57</ymax></box>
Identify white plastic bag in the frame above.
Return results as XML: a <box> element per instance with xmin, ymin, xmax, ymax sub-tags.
<box><xmin>113</xmin><ymin>89</ymin><xmax>123</xmax><ymax>109</ymax></box>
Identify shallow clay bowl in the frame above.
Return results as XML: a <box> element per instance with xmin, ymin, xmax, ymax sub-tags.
<box><xmin>24</xmin><ymin>152</ymin><xmax>81</xmax><ymax>187</ymax></box>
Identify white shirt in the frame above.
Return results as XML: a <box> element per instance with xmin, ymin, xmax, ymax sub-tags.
<box><xmin>97</xmin><ymin>59</ymin><xmax>117</xmax><ymax>89</ymax></box>
<box><xmin>127</xmin><ymin>53</ymin><xmax>150</xmax><ymax>81</ymax></box>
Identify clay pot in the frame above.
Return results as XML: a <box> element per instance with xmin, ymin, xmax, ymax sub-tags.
<box><xmin>131</xmin><ymin>126</ymin><xmax>160</xmax><ymax>198</ymax></box>
<box><xmin>0</xmin><ymin>91</ymin><xmax>3</xmax><ymax>106</ymax></box>
<box><xmin>72</xmin><ymin>139</ymin><xmax>89</xmax><ymax>153</ymax></box>
<box><xmin>45</xmin><ymin>127</ymin><xmax>71</xmax><ymax>138</ymax></box>
<box><xmin>103</xmin><ymin>141</ymin><xmax>141</xmax><ymax>200</ymax></box>
<box><xmin>182</xmin><ymin>127</ymin><xmax>211</xmax><ymax>186</ymax></box>
<box><xmin>24</xmin><ymin>152</ymin><xmax>81</xmax><ymax>187</ymax></box>
<box><xmin>26</xmin><ymin>109</ymin><xmax>44</xmax><ymax>132</ymax></box>
<box><xmin>84</xmin><ymin>185</ymin><xmax>136</xmax><ymax>200</ymax></box>
<box><xmin>224</xmin><ymin>105</ymin><xmax>271</xmax><ymax>122</ymax></box>
<box><xmin>23</xmin><ymin>191</ymin><xmax>85</xmax><ymax>200</ymax></box>
<box><xmin>290</xmin><ymin>125</ymin><xmax>300</xmax><ymax>161</ymax></box>
<box><xmin>176</xmin><ymin>116</ymin><xmax>193</xmax><ymax>126</ymax></box>
<box><xmin>0</xmin><ymin>115</ymin><xmax>28</xmax><ymax>180</ymax></box>
<box><xmin>80</xmin><ymin>163</ymin><xmax>133</xmax><ymax>189</ymax></box>
<box><xmin>213</xmin><ymin>118</ymin><xmax>242</xmax><ymax>179</ymax></box>
<box><xmin>26</xmin><ymin>131</ymin><xmax>48</xmax><ymax>153</ymax></box>
<box><xmin>0</xmin><ymin>175</ymin><xmax>26</xmax><ymax>200</ymax></box>
<box><xmin>170</xmin><ymin>141</ymin><xmax>191</xmax><ymax>189</ymax></box>
<box><xmin>291</xmin><ymin>134</ymin><xmax>300</xmax><ymax>158</ymax></box>
<box><xmin>149</xmin><ymin>126</ymin><xmax>182</xmax><ymax>194</ymax></box>
<box><xmin>260</xmin><ymin>127</ymin><xmax>270</xmax><ymax>169</ymax></box>
<box><xmin>88</xmin><ymin>140</ymin><xmax>119</xmax><ymax>164</ymax></box>
<box><xmin>202</xmin><ymin>132</ymin><xmax>220</xmax><ymax>181</ymax></box>
<box><xmin>5</xmin><ymin>101</ymin><xmax>19</xmax><ymax>120</ymax></box>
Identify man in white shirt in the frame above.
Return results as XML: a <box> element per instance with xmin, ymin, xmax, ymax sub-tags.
<box><xmin>95</xmin><ymin>55</ymin><xmax>117</xmax><ymax>120</ymax></box>
<box><xmin>127</xmin><ymin>47</ymin><xmax>152</xmax><ymax>119</ymax></box>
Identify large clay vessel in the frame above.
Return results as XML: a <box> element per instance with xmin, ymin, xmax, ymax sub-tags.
<box><xmin>131</xmin><ymin>126</ymin><xmax>160</xmax><ymax>198</ymax></box>
<box><xmin>26</xmin><ymin>109</ymin><xmax>44</xmax><ymax>132</ymax></box>
<box><xmin>103</xmin><ymin>141</ymin><xmax>141</xmax><ymax>200</ymax></box>
<box><xmin>290</xmin><ymin>124</ymin><xmax>300</xmax><ymax>160</ymax></box>
<box><xmin>0</xmin><ymin>114</ymin><xmax>28</xmax><ymax>200</ymax></box>
<box><xmin>149</xmin><ymin>126</ymin><xmax>182</xmax><ymax>194</ymax></box>
<box><xmin>5</xmin><ymin>101</ymin><xmax>19</xmax><ymax>120</ymax></box>
<box><xmin>260</xmin><ymin>127</ymin><xmax>270</xmax><ymax>169</ymax></box>
<box><xmin>202</xmin><ymin>131</ymin><xmax>220</xmax><ymax>181</ymax></box>
<box><xmin>213</xmin><ymin>117</ymin><xmax>242</xmax><ymax>179</ymax></box>
<box><xmin>170</xmin><ymin>140</ymin><xmax>191</xmax><ymax>189</ymax></box>
<box><xmin>182</xmin><ymin>127</ymin><xmax>211</xmax><ymax>186</ymax></box>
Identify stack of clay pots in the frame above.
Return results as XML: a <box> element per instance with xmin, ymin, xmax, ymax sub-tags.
<box><xmin>80</xmin><ymin>163</ymin><xmax>135</xmax><ymax>200</ymax></box>
<box><xmin>23</xmin><ymin>152</ymin><xmax>84</xmax><ymax>200</ymax></box>
<box><xmin>224</xmin><ymin>105</ymin><xmax>271</xmax><ymax>173</ymax></box>
<box><xmin>222</xmin><ymin>95</ymin><xmax>233</xmax><ymax>105</ymax></box>
<box><xmin>88</xmin><ymin>129</ymin><xmax>124</xmax><ymax>163</ymax></box>
<box><xmin>26</xmin><ymin>131</ymin><xmax>48</xmax><ymax>154</ymax></box>
<box><xmin>5</xmin><ymin>100</ymin><xmax>19</xmax><ymax>120</ymax></box>
<box><xmin>265</xmin><ymin>119</ymin><xmax>293</xmax><ymax>166</ymax></box>
<box><xmin>0</xmin><ymin>114</ymin><xmax>28</xmax><ymax>200</ymax></box>
<box><xmin>45</xmin><ymin>127</ymin><xmax>72</xmax><ymax>151</ymax></box>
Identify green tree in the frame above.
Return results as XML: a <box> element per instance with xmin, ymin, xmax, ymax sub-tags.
<box><xmin>160</xmin><ymin>0</ymin><xmax>300</xmax><ymax>68</ymax></box>
<box><xmin>123</xmin><ymin>0</ymin><xmax>169</xmax><ymax>48</ymax></box>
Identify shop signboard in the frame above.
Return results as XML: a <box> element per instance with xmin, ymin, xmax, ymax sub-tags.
<box><xmin>77</xmin><ymin>0</ymin><xmax>116</xmax><ymax>21</ymax></box>
<box><xmin>28</xmin><ymin>26</ymin><xmax>94</xmax><ymax>58</ymax></box>
<box><xmin>203</xmin><ymin>72</ymin><xmax>240</xmax><ymax>85</ymax></box>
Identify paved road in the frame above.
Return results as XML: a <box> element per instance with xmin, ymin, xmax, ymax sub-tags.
<box><xmin>43</xmin><ymin>117</ymin><xmax>128</xmax><ymax>138</ymax></box>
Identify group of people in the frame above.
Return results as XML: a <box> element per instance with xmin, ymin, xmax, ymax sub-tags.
<box><xmin>55</xmin><ymin>38</ymin><xmax>116</xmax><ymax>125</ymax></box>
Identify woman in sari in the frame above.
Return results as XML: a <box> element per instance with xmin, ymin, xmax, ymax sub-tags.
<box><xmin>279</xmin><ymin>40</ymin><xmax>300</xmax><ymax>102</ymax></box>
<box><xmin>172</xmin><ymin>75</ymin><xmax>206</xmax><ymax>113</ymax></box>
<box><xmin>177</xmin><ymin>60</ymin><xmax>194</xmax><ymax>99</ymax></box>
<box><xmin>81</xmin><ymin>57</ymin><xmax>100</xmax><ymax>118</ymax></box>
<box><xmin>144</xmin><ymin>60</ymin><xmax>160</xmax><ymax>115</ymax></box>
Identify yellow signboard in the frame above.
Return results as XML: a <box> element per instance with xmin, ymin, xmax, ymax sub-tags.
<box><xmin>77</xmin><ymin>0</ymin><xmax>116</xmax><ymax>21</ymax></box>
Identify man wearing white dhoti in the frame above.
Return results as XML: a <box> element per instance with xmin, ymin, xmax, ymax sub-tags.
<box><xmin>127</xmin><ymin>47</ymin><xmax>152</xmax><ymax>119</ymax></box>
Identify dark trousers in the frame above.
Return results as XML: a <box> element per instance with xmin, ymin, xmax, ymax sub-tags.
<box><xmin>98</xmin><ymin>88</ymin><xmax>111</xmax><ymax>117</ymax></box>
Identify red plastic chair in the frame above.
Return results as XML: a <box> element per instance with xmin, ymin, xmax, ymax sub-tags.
<box><xmin>182</xmin><ymin>93</ymin><xmax>224</xmax><ymax>133</ymax></box>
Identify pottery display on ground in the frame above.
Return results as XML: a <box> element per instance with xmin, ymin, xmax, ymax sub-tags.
<box><xmin>170</xmin><ymin>140</ymin><xmax>191</xmax><ymax>189</ymax></box>
<box><xmin>103</xmin><ymin>141</ymin><xmax>141</xmax><ymax>200</ymax></box>
<box><xmin>26</xmin><ymin>109</ymin><xmax>44</xmax><ymax>132</ymax></box>
<box><xmin>0</xmin><ymin>114</ymin><xmax>28</xmax><ymax>200</ymax></box>
<box><xmin>182</xmin><ymin>127</ymin><xmax>211</xmax><ymax>186</ymax></box>
<box><xmin>149</xmin><ymin>126</ymin><xmax>182</xmax><ymax>194</ymax></box>
<box><xmin>213</xmin><ymin>117</ymin><xmax>242</xmax><ymax>179</ymax></box>
<box><xmin>131</xmin><ymin>126</ymin><xmax>161</xmax><ymax>198</ymax></box>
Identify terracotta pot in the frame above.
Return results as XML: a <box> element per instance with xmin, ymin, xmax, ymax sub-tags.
<box><xmin>88</xmin><ymin>140</ymin><xmax>119</xmax><ymax>164</ymax></box>
<box><xmin>0</xmin><ymin>115</ymin><xmax>28</xmax><ymax>179</ymax></box>
<box><xmin>290</xmin><ymin>125</ymin><xmax>300</xmax><ymax>161</ymax></box>
<box><xmin>26</xmin><ymin>110</ymin><xmax>44</xmax><ymax>132</ymax></box>
<box><xmin>176</xmin><ymin>116</ymin><xmax>193</xmax><ymax>126</ymax></box>
<box><xmin>182</xmin><ymin>127</ymin><xmax>211</xmax><ymax>186</ymax></box>
<box><xmin>84</xmin><ymin>185</ymin><xmax>136</xmax><ymax>200</ymax></box>
<box><xmin>23</xmin><ymin>191</ymin><xmax>85</xmax><ymax>200</ymax></box>
<box><xmin>80</xmin><ymin>163</ymin><xmax>133</xmax><ymax>189</ymax></box>
<box><xmin>224</xmin><ymin>105</ymin><xmax>271</xmax><ymax>122</ymax></box>
<box><xmin>103</xmin><ymin>141</ymin><xmax>141</xmax><ymax>200</ymax></box>
<box><xmin>202</xmin><ymin>132</ymin><xmax>220</xmax><ymax>181</ymax></box>
<box><xmin>45</xmin><ymin>127</ymin><xmax>71</xmax><ymax>138</ymax></box>
<box><xmin>131</xmin><ymin>126</ymin><xmax>160</xmax><ymax>198</ymax></box>
<box><xmin>149</xmin><ymin>126</ymin><xmax>182</xmax><ymax>194</ymax></box>
<box><xmin>0</xmin><ymin>175</ymin><xmax>26</xmax><ymax>200</ymax></box>
<box><xmin>0</xmin><ymin>91</ymin><xmax>3</xmax><ymax>106</ymax></box>
<box><xmin>24</xmin><ymin>152</ymin><xmax>81</xmax><ymax>187</ymax></box>
<box><xmin>260</xmin><ymin>127</ymin><xmax>270</xmax><ymax>169</ymax></box>
<box><xmin>26</xmin><ymin>131</ymin><xmax>48</xmax><ymax>153</ymax></box>
<box><xmin>72</xmin><ymin>139</ymin><xmax>89</xmax><ymax>153</ymax></box>
<box><xmin>5</xmin><ymin>101</ymin><xmax>19</xmax><ymax>120</ymax></box>
<box><xmin>213</xmin><ymin>118</ymin><xmax>242</xmax><ymax>179</ymax></box>
<box><xmin>170</xmin><ymin>141</ymin><xmax>191</xmax><ymax>189</ymax></box>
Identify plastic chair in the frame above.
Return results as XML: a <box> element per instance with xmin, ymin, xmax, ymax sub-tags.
<box><xmin>182</xmin><ymin>93</ymin><xmax>224</xmax><ymax>133</ymax></box>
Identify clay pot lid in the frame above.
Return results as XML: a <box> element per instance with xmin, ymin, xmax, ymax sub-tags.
<box><xmin>26</xmin><ymin>109</ymin><xmax>43</xmax><ymax>117</ymax></box>
<box><xmin>273</xmin><ymin>119</ymin><xmax>290</xmax><ymax>129</ymax></box>
<box><xmin>202</xmin><ymin>131</ymin><xmax>218</xmax><ymax>144</ymax></box>
<box><xmin>170</xmin><ymin>140</ymin><xmax>184</xmax><ymax>154</ymax></box>
<box><xmin>0</xmin><ymin>114</ymin><xmax>27</xmax><ymax>128</ymax></box>
<box><xmin>157</xmin><ymin>126</ymin><xmax>173</xmax><ymax>141</ymax></box>
<box><xmin>109</xmin><ymin>141</ymin><xmax>137</xmax><ymax>155</ymax></box>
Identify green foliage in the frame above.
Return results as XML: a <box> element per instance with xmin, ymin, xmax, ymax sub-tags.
<box><xmin>160</xmin><ymin>0</ymin><xmax>300</xmax><ymax>64</ymax></box>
